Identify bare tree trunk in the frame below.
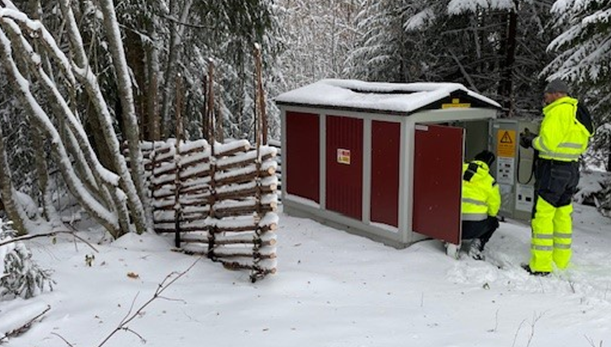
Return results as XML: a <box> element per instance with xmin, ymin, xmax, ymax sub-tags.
<box><xmin>0</xmin><ymin>125</ymin><xmax>30</xmax><ymax>235</ymax></box>
<box><xmin>84</xmin><ymin>99</ymin><xmax>115</xmax><ymax>169</ymax></box>
<box><xmin>31</xmin><ymin>126</ymin><xmax>61</xmax><ymax>225</ymax></box>
<box><xmin>58</xmin><ymin>0</ymin><xmax>148</xmax><ymax>234</ymax></box>
<box><xmin>0</xmin><ymin>28</ymin><xmax>120</xmax><ymax>235</ymax></box>
<box><xmin>1</xmin><ymin>13</ymin><xmax>124</xmax><ymax>227</ymax></box>
<box><xmin>125</xmin><ymin>28</ymin><xmax>147</xmax><ymax>139</ymax></box>
<box><xmin>159</xmin><ymin>0</ymin><xmax>193</xmax><ymax>138</ymax></box>
<box><xmin>98</xmin><ymin>0</ymin><xmax>151</xmax><ymax>233</ymax></box>
<box><xmin>146</xmin><ymin>18</ymin><xmax>160</xmax><ymax>141</ymax></box>
<box><xmin>26</xmin><ymin>0</ymin><xmax>61</xmax><ymax>226</ymax></box>
<box><xmin>497</xmin><ymin>3</ymin><xmax>518</xmax><ymax>118</ymax></box>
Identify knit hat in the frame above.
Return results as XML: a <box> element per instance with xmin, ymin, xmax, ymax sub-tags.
<box><xmin>474</xmin><ymin>150</ymin><xmax>495</xmax><ymax>167</ymax></box>
<box><xmin>544</xmin><ymin>78</ymin><xmax>569</xmax><ymax>94</ymax></box>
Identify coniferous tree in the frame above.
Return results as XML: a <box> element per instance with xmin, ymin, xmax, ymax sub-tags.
<box><xmin>346</xmin><ymin>0</ymin><xmax>556</xmax><ymax>118</ymax></box>
<box><xmin>0</xmin><ymin>218</ymin><xmax>54</xmax><ymax>300</ymax></box>
<box><xmin>543</xmin><ymin>0</ymin><xmax>611</xmax><ymax>174</ymax></box>
<box><xmin>278</xmin><ymin>0</ymin><xmax>360</xmax><ymax>87</ymax></box>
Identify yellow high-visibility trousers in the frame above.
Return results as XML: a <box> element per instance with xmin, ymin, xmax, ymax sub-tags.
<box><xmin>529</xmin><ymin>197</ymin><xmax>573</xmax><ymax>272</ymax></box>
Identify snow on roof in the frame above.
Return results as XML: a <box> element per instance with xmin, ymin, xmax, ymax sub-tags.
<box><xmin>275</xmin><ymin>79</ymin><xmax>501</xmax><ymax>114</ymax></box>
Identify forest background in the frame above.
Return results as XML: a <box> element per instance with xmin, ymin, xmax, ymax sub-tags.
<box><xmin>0</xmin><ymin>0</ymin><xmax>610</xmax><ymax>240</ymax></box>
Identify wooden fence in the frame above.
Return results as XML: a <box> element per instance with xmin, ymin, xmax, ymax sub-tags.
<box><xmin>142</xmin><ymin>139</ymin><xmax>278</xmax><ymax>282</ymax></box>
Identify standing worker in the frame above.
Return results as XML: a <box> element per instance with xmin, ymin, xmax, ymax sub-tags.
<box><xmin>461</xmin><ymin>150</ymin><xmax>501</xmax><ymax>260</ymax></box>
<box><xmin>519</xmin><ymin>79</ymin><xmax>593</xmax><ymax>276</ymax></box>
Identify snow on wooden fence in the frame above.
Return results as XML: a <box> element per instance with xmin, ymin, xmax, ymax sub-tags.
<box><xmin>268</xmin><ymin>139</ymin><xmax>282</xmax><ymax>200</ymax></box>
<box><xmin>142</xmin><ymin>139</ymin><xmax>279</xmax><ymax>282</ymax></box>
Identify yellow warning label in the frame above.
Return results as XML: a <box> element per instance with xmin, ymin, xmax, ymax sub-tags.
<box><xmin>441</xmin><ymin>98</ymin><xmax>471</xmax><ymax>109</ymax></box>
<box><xmin>497</xmin><ymin>130</ymin><xmax>516</xmax><ymax>158</ymax></box>
<box><xmin>441</xmin><ymin>103</ymin><xmax>471</xmax><ymax>109</ymax></box>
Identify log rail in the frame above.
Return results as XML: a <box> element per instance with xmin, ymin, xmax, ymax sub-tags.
<box><xmin>142</xmin><ymin>139</ymin><xmax>278</xmax><ymax>282</ymax></box>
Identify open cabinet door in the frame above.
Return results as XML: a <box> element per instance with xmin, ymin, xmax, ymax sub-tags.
<box><xmin>412</xmin><ymin>124</ymin><xmax>464</xmax><ymax>245</ymax></box>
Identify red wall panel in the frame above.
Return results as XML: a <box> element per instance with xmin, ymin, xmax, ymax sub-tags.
<box><xmin>286</xmin><ymin>111</ymin><xmax>320</xmax><ymax>202</ymax></box>
<box><xmin>412</xmin><ymin>124</ymin><xmax>463</xmax><ymax>244</ymax></box>
<box><xmin>326</xmin><ymin>115</ymin><xmax>363</xmax><ymax>220</ymax></box>
<box><xmin>371</xmin><ymin>121</ymin><xmax>400</xmax><ymax>227</ymax></box>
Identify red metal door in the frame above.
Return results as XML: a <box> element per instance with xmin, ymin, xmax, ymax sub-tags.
<box><xmin>286</xmin><ymin>111</ymin><xmax>320</xmax><ymax>202</ymax></box>
<box><xmin>326</xmin><ymin>115</ymin><xmax>363</xmax><ymax>220</ymax></box>
<box><xmin>412</xmin><ymin>124</ymin><xmax>464</xmax><ymax>245</ymax></box>
<box><xmin>371</xmin><ymin>120</ymin><xmax>400</xmax><ymax>227</ymax></box>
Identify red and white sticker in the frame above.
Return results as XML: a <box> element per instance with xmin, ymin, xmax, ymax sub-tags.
<box><xmin>337</xmin><ymin>148</ymin><xmax>351</xmax><ymax>165</ymax></box>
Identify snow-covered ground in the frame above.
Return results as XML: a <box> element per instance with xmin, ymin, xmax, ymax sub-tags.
<box><xmin>2</xmin><ymin>203</ymin><xmax>611</xmax><ymax>347</ymax></box>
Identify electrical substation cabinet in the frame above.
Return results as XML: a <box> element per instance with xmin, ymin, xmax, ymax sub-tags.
<box><xmin>490</xmin><ymin>119</ymin><xmax>541</xmax><ymax>222</ymax></box>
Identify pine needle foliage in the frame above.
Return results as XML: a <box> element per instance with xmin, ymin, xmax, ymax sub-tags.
<box><xmin>0</xmin><ymin>219</ymin><xmax>54</xmax><ymax>300</ymax></box>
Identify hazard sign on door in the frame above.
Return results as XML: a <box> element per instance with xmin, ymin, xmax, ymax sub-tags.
<box><xmin>497</xmin><ymin>130</ymin><xmax>516</xmax><ymax>158</ymax></box>
<box><xmin>337</xmin><ymin>148</ymin><xmax>351</xmax><ymax>164</ymax></box>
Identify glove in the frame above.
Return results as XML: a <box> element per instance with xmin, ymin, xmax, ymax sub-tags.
<box><xmin>519</xmin><ymin>129</ymin><xmax>537</xmax><ymax>149</ymax></box>
<box><xmin>491</xmin><ymin>216</ymin><xmax>500</xmax><ymax>230</ymax></box>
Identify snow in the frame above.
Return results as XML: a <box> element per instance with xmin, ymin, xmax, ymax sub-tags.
<box><xmin>403</xmin><ymin>8</ymin><xmax>435</xmax><ymax>31</ymax></box>
<box><xmin>447</xmin><ymin>0</ymin><xmax>488</xmax><ymax>15</ymax></box>
<box><xmin>14</xmin><ymin>191</ymin><xmax>39</xmax><ymax>219</ymax></box>
<box><xmin>275</xmin><ymin>79</ymin><xmax>501</xmax><ymax>114</ymax></box>
<box><xmin>2</xmin><ymin>202</ymin><xmax>611</xmax><ymax>346</ymax></box>
<box><xmin>447</xmin><ymin>0</ymin><xmax>515</xmax><ymax>15</ymax></box>
<box><xmin>0</xmin><ymin>235</ymin><xmax>15</xmax><ymax>276</ymax></box>
<box><xmin>0</xmin><ymin>300</ymin><xmax>48</xmax><ymax>340</ymax></box>
<box><xmin>551</xmin><ymin>0</ymin><xmax>571</xmax><ymax>14</ymax></box>
<box><xmin>575</xmin><ymin>170</ymin><xmax>609</xmax><ymax>204</ymax></box>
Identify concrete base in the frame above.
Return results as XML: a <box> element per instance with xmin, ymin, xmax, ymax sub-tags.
<box><xmin>283</xmin><ymin>199</ymin><xmax>428</xmax><ymax>249</ymax></box>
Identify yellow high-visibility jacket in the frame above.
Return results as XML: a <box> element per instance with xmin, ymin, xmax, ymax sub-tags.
<box><xmin>461</xmin><ymin>160</ymin><xmax>501</xmax><ymax>221</ymax></box>
<box><xmin>533</xmin><ymin>96</ymin><xmax>593</xmax><ymax>162</ymax></box>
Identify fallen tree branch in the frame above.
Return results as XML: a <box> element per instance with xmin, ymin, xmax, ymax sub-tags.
<box><xmin>0</xmin><ymin>305</ymin><xmax>51</xmax><ymax>344</ymax></box>
<box><xmin>95</xmin><ymin>256</ymin><xmax>204</xmax><ymax>347</ymax></box>
<box><xmin>0</xmin><ymin>230</ymin><xmax>98</xmax><ymax>253</ymax></box>
<box><xmin>50</xmin><ymin>333</ymin><xmax>74</xmax><ymax>347</ymax></box>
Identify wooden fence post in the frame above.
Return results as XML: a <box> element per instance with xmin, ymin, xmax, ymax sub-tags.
<box><xmin>174</xmin><ymin>73</ymin><xmax>184</xmax><ymax>248</ymax></box>
<box><xmin>206</xmin><ymin>59</ymin><xmax>216</xmax><ymax>150</ymax></box>
<box><xmin>253</xmin><ymin>43</ymin><xmax>267</xmax><ymax>146</ymax></box>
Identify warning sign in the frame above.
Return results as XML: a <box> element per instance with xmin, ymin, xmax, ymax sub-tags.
<box><xmin>496</xmin><ymin>156</ymin><xmax>515</xmax><ymax>185</ymax></box>
<box><xmin>337</xmin><ymin>148</ymin><xmax>351</xmax><ymax>165</ymax></box>
<box><xmin>441</xmin><ymin>98</ymin><xmax>471</xmax><ymax>109</ymax></box>
<box><xmin>497</xmin><ymin>129</ymin><xmax>516</xmax><ymax>158</ymax></box>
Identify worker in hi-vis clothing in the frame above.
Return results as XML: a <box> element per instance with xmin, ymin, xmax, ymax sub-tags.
<box><xmin>461</xmin><ymin>150</ymin><xmax>501</xmax><ymax>260</ymax></box>
<box><xmin>519</xmin><ymin>79</ymin><xmax>593</xmax><ymax>276</ymax></box>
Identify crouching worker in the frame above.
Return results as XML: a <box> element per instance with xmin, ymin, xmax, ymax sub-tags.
<box><xmin>461</xmin><ymin>150</ymin><xmax>501</xmax><ymax>260</ymax></box>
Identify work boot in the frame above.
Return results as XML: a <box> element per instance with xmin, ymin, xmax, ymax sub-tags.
<box><xmin>468</xmin><ymin>239</ymin><xmax>484</xmax><ymax>260</ymax></box>
<box><xmin>521</xmin><ymin>264</ymin><xmax>550</xmax><ymax>277</ymax></box>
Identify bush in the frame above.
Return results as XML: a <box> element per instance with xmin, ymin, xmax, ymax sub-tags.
<box><xmin>0</xmin><ymin>219</ymin><xmax>54</xmax><ymax>300</ymax></box>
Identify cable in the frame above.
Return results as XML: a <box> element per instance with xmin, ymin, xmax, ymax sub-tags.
<box><xmin>517</xmin><ymin>144</ymin><xmax>536</xmax><ymax>185</ymax></box>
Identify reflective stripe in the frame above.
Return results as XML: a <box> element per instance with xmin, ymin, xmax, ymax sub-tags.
<box><xmin>537</xmin><ymin>136</ymin><xmax>583</xmax><ymax>161</ymax></box>
<box><xmin>554</xmin><ymin>232</ymin><xmax>572</xmax><ymax>238</ymax></box>
<box><xmin>532</xmin><ymin>245</ymin><xmax>553</xmax><ymax>251</ymax></box>
<box><xmin>533</xmin><ymin>233</ymin><xmax>553</xmax><ymax>240</ymax></box>
<box><xmin>537</xmin><ymin>137</ymin><xmax>552</xmax><ymax>153</ymax></box>
<box><xmin>555</xmin><ymin>244</ymin><xmax>571</xmax><ymax>250</ymax></box>
<box><xmin>462</xmin><ymin>213</ymin><xmax>487</xmax><ymax>221</ymax></box>
<box><xmin>462</xmin><ymin>197</ymin><xmax>487</xmax><ymax>206</ymax></box>
<box><xmin>558</xmin><ymin>142</ymin><xmax>583</xmax><ymax>149</ymax></box>
<box><xmin>538</xmin><ymin>151</ymin><xmax>580</xmax><ymax>160</ymax></box>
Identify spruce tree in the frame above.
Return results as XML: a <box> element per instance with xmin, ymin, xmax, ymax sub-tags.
<box><xmin>0</xmin><ymin>219</ymin><xmax>54</xmax><ymax>300</ymax></box>
<box><xmin>544</xmin><ymin>0</ymin><xmax>611</xmax><ymax>177</ymax></box>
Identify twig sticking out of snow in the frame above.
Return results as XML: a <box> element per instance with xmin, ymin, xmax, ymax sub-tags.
<box><xmin>0</xmin><ymin>305</ymin><xmax>51</xmax><ymax>343</ymax></box>
<box><xmin>0</xmin><ymin>230</ymin><xmax>98</xmax><ymax>253</ymax></box>
<box><xmin>50</xmin><ymin>257</ymin><xmax>204</xmax><ymax>347</ymax></box>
